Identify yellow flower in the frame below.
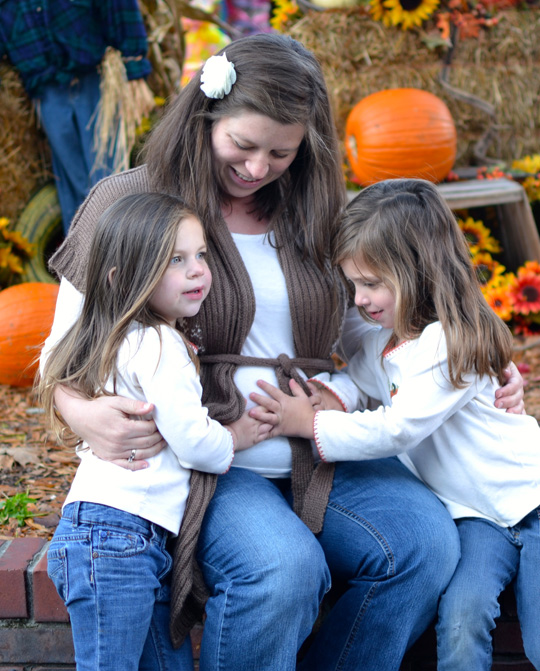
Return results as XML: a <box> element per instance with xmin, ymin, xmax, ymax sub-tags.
<box><xmin>271</xmin><ymin>0</ymin><xmax>300</xmax><ymax>31</ymax></box>
<box><xmin>0</xmin><ymin>216</ymin><xmax>35</xmax><ymax>286</ymax></box>
<box><xmin>0</xmin><ymin>246</ymin><xmax>11</xmax><ymax>268</ymax></box>
<box><xmin>370</xmin><ymin>0</ymin><xmax>393</xmax><ymax>25</ymax></box>
<box><xmin>482</xmin><ymin>278</ymin><xmax>515</xmax><ymax>322</ymax></box>
<box><xmin>458</xmin><ymin>216</ymin><xmax>501</xmax><ymax>255</ymax></box>
<box><xmin>522</xmin><ymin>176</ymin><xmax>540</xmax><ymax>203</ymax></box>
<box><xmin>382</xmin><ymin>0</ymin><xmax>440</xmax><ymax>29</ymax></box>
<box><xmin>512</xmin><ymin>154</ymin><xmax>540</xmax><ymax>175</ymax></box>
<box><xmin>471</xmin><ymin>251</ymin><xmax>506</xmax><ymax>287</ymax></box>
<box><xmin>1</xmin><ymin>229</ymin><xmax>36</xmax><ymax>256</ymax></box>
<box><xmin>136</xmin><ymin>116</ymin><xmax>152</xmax><ymax>137</ymax></box>
<box><xmin>6</xmin><ymin>252</ymin><xmax>24</xmax><ymax>274</ymax></box>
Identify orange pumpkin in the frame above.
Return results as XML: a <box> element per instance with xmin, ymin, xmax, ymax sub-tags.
<box><xmin>345</xmin><ymin>88</ymin><xmax>457</xmax><ymax>186</ymax></box>
<box><xmin>0</xmin><ymin>282</ymin><xmax>59</xmax><ymax>387</ymax></box>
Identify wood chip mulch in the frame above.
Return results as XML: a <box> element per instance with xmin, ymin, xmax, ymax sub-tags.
<box><xmin>2</xmin><ymin>337</ymin><xmax>540</xmax><ymax>540</ymax></box>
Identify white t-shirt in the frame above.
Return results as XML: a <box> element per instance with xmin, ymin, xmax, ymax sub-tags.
<box><xmin>44</xmin><ymin>234</ymin><xmax>359</xmax><ymax>478</ymax></box>
<box><xmin>61</xmin><ymin>323</ymin><xmax>234</xmax><ymax>534</ymax></box>
<box><xmin>314</xmin><ymin>316</ymin><xmax>540</xmax><ymax>527</ymax></box>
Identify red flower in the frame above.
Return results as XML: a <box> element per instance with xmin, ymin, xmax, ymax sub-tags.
<box><xmin>511</xmin><ymin>273</ymin><xmax>540</xmax><ymax>315</ymax></box>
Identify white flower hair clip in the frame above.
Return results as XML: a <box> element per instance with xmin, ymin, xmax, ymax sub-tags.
<box><xmin>200</xmin><ymin>53</ymin><xmax>237</xmax><ymax>100</ymax></box>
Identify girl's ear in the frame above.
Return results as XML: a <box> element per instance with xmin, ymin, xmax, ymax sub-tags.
<box><xmin>108</xmin><ymin>267</ymin><xmax>116</xmax><ymax>286</ymax></box>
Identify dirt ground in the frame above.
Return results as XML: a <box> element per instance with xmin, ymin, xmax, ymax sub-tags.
<box><xmin>1</xmin><ymin>338</ymin><xmax>540</xmax><ymax>540</ymax></box>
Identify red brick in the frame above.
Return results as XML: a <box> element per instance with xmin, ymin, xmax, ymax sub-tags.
<box><xmin>0</xmin><ymin>538</ymin><xmax>45</xmax><ymax>618</ymax></box>
<box><xmin>0</xmin><ymin>626</ymin><xmax>74</xmax><ymax>664</ymax></box>
<box><xmin>31</xmin><ymin>550</ymin><xmax>69</xmax><ymax>623</ymax></box>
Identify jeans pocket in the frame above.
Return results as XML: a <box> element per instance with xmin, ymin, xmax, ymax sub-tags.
<box><xmin>91</xmin><ymin>528</ymin><xmax>149</xmax><ymax>559</ymax></box>
<box><xmin>47</xmin><ymin>545</ymin><xmax>69</xmax><ymax>603</ymax></box>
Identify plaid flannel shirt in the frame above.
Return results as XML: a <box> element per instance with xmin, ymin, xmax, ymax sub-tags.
<box><xmin>0</xmin><ymin>0</ymin><xmax>151</xmax><ymax>97</ymax></box>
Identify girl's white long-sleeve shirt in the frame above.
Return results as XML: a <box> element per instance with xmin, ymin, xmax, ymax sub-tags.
<box><xmin>63</xmin><ymin>322</ymin><xmax>234</xmax><ymax>534</ymax></box>
<box><xmin>313</xmin><ymin>316</ymin><xmax>540</xmax><ymax>528</ymax></box>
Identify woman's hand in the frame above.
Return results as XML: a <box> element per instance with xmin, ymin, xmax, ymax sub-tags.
<box><xmin>249</xmin><ymin>379</ymin><xmax>316</xmax><ymax>439</ymax></box>
<box><xmin>495</xmin><ymin>362</ymin><xmax>525</xmax><ymax>414</ymax></box>
<box><xmin>54</xmin><ymin>386</ymin><xmax>166</xmax><ymax>470</ymax></box>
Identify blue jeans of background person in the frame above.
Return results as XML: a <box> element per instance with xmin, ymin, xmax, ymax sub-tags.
<box><xmin>436</xmin><ymin>509</ymin><xmax>540</xmax><ymax>671</ymax></box>
<box><xmin>47</xmin><ymin>502</ymin><xmax>193</xmax><ymax>671</ymax></box>
<box><xmin>35</xmin><ymin>70</ymin><xmax>115</xmax><ymax>234</ymax></box>
<box><xmin>197</xmin><ymin>458</ymin><xmax>460</xmax><ymax>671</ymax></box>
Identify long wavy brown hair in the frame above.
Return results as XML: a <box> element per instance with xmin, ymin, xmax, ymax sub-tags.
<box><xmin>142</xmin><ymin>33</ymin><xmax>346</xmax><ymax>271</ymax></box>
<box><xmin>38</xmin><ymin>193</ymin><xmax>201</xmax><ymax>445</ymax></box>
<box><xmin>334</xmin><ymin>178</ymin><xmax>513</xmax><ymax>388</ymax></box>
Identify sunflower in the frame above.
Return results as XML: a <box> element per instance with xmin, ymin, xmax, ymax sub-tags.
<box><xmin>2</xmin><ymin>229</ymin><xmax>36</xmax><ymax>256</ymax></box>
<box><xmin>458</xmin><ymin>216</ymin><xmax>501</xmax><ymax>255</ymax></box>
<box><xmin>382</xmin><ymin>0</ymin><xmax>440</xmax><ymax>30</ymax></box>
<box><xmin>0</xmin><ymin>217</ymin><xmax>36</xmax><ymax>287</ymax></box>
<box><xmin>271</xmin><ymin>0</ymin><xmax>300</xmax><ymax>31</ymax></box>
<box><xmin>511</xmin><ymin>272</ymin><xmax>540</xmax><ymax>315</ymax></box>
<box><xmin>0</xmin><ymin>246</ymin><xmax>24</xmax><ymax>274</ymax></box>
<box><xmin>471</xmin><ymin>252</ymin><xmax>506</xmax><ymax>287</ymax></box>
<box><xmin>370</xmin><ymin>0</ymin><xmax>393</xmax><ymax>25</ymax></box>
<box><xmin>522</xmin><ymin>176</ymin><xmax>540</xmax><ymax>203</ymax></box>
<box><xmin>482</xmin><ymin>281</ymin><xmax>514</xmax><ymax>322</ymax></box>
<box><xmin>512</xmin><ymin>154</ymin><xmax>540</xmax><ymax>175</ymax></box>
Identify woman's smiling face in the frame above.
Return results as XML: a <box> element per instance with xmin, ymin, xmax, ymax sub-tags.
<box><xmin>211</xmin><ymin>112</ymin><xmax>305</xmax><ymax>200</ymax></box>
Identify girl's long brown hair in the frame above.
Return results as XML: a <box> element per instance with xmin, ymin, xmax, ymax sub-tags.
<box><xmin>334</xmin><ymin>179</ymin><xmax>513</xmax><ymax>387</ymax></box>
<box><xmin>38</xmin><ymin>193</ymin><xmax>200</xmax><ymax>445</ymax></box>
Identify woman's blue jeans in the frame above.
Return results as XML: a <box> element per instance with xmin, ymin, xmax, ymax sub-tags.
<box><xmin>436</xmin><ymin>509</ymin><xmax>540</xmax><ymax>671</ymax></box>
<box><xmin>197</xmin><ymin>457</ymin><xmax>460</xmax><ymax>671</ymax></box>
<box><xmin>47</xmin><ymin>502</ymin><xmax>193</xmax><ymax>671</ymax></box>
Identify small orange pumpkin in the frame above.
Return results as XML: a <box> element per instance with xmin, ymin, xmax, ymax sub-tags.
<box><xmin>345</xmin><ymin>88</ymin><xmax>457</xmax><ymax>186</ymax></box>
<box><xmin>0</xmin><ymin>282</ymin><xmax>59</xmax><ymax>387</ymax></box>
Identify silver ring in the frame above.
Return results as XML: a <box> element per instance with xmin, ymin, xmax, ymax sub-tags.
<box><xmin>128</xmin><ymin>449</ymin><xmax>136</xmax><ymax>463</ymax></box>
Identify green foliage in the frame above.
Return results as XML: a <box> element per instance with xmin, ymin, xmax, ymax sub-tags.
<box><xmin>0</xmin><ymin>490</ymin><xmax>36</xmax><ymax>527</ymax></box>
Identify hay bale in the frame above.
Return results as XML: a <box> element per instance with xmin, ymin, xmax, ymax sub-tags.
<box><xmin>284</xmin><ymin>8</ymin><xmax>540</xmax><ymax>167</ymax></box>
<box><xmin>0</xmin><ymin>64</ymin><xmax>51</xmax><ymax>222</ymax></box>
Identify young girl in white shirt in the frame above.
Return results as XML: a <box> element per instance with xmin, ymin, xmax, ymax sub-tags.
<box><xmin>250</xmin><ymin>178</ymin><xmax>540</xmax><ymax>671</ymax></box>
<box><xmin>39</xmin><ymin>192</ymin><xmax>268</xmax><ymax>671</ymax></box>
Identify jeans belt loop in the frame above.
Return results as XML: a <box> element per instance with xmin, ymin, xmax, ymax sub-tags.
<box><xmin>71</xmin><ymin>501</ymin><xmax>81</xmax><ymax>529</ymax></box>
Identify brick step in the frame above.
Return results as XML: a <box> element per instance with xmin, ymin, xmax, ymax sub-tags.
<box><xmin>0</xmin><ymin>539</ymin><xmax>532</xmax><ymax>669</ymax></box>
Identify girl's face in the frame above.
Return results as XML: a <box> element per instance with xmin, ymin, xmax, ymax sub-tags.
<box><xmin>211</xmin><ymin>112</ymin><xmax>305</xmax><ymax>200</ymax></box>
<box><xmin>341</xmin><ymin>256</ymin><xmax>396</xmax><ymax>330</ymax></box>
<box><xmin>148</xmin><ymin>216</ymin><xmax>211</xmax><ymax>326</ymax></box>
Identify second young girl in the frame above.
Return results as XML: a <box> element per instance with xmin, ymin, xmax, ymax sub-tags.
<box><xmin>251</xmin><ymin>178</ymin><xmax>540</xmax><ymax>671</ymax></box>
<box><xmin>39</xmin><ymin>193</ymin><xmax>269</xmax><ymax>671</ymax></box>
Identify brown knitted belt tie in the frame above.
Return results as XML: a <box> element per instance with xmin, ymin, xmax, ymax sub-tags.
<box><xmin>200</xmin><ymin>351</ymin><xmax>336</xmax><ymax>535</ymax></box>
<box><xmin>200</xmin><ymin>351</ymin><xmax>334</xmax><ymax>390</ymax></box>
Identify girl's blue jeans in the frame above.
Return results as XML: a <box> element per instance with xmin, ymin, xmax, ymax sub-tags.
<box><xmin>197</xmin><ymin>457</ymin><xmax>460</xmax><ymax>671</ymax></box>
<box><xmin>47</xmin><ymin>502</ymin><xmax>193</xmax><ymax>671</ymax></box>
<box><xmin>436</xmin><ymin>509</ymin><xmax>540</xmax><ymax>671</ymax></box>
